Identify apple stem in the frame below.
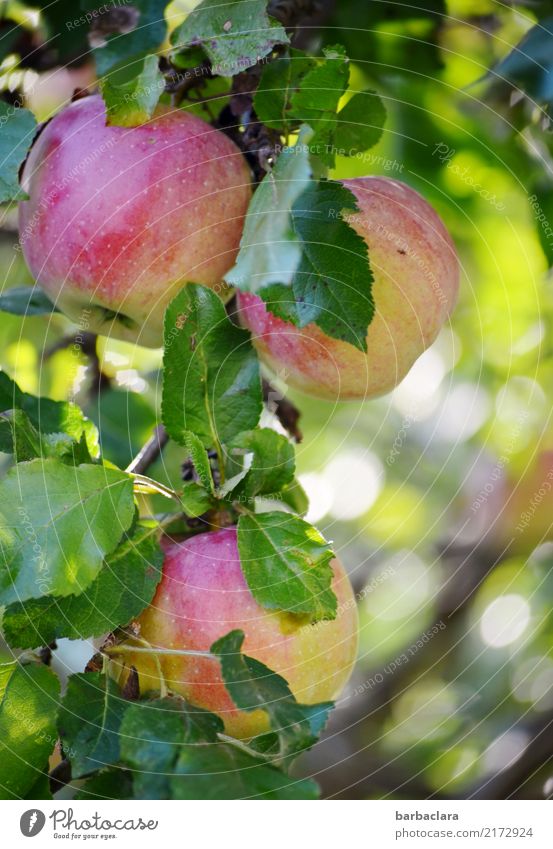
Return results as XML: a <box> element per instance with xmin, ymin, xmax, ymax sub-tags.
<box><xmin>104</xmin><ymin>644</ymin><xmax>213</xmax><ymax>660</ymax></box>
<box><xmin>217</xmin><ymin>733</ymin><xmax>277</xmax><ymax>762</ymax></box>
<box><xmin>131</xmin><ymin>473</ymin><xmax>182</xmax><ymax>504</ymax></box>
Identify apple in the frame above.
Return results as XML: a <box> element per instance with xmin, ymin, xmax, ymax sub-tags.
<box><xmin>19</xmin><ymin>94</ymin><xmax>252</xmax><ymax>346</ymax></box>
<box><xmin>117</xmin><ymin>527</ymin><xmax>358</xmax><ymax>739</ymax></box>
<box><xmin>237</xmin><ymin>176</ymin><xmax>459</xmax><ymax>400</ymax></box>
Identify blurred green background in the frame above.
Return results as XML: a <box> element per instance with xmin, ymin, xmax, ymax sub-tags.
<box><xmin>2</xmin><ymin>0</ymin><xmax>553</xmax><ymax>799</ymax></box>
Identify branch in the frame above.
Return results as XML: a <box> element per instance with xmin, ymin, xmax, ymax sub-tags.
<box><xmin>468</xmin><ymin>711</ymin><xmax>553</xmax><ymax>799</ymax></box>
<box><xmin>262</xmin><ymin>378</ymin><xmax>303</xmax><ymax>442</ymax></box>
<box><xmin>126</xmin><ymin>424</ymin><xmax>168</xmax><ymax>475</ymax></box>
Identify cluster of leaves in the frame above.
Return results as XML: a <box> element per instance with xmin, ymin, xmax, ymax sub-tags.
<box><xmin>1</xmin><ymin>635</ymin><xmax>328</xmax><ymax>800</ymax></box>
<box><xmin>0</xmin><ymin>280</ymin><xmax>340</xmax><ymax>799</ymax></box>
<box><xmin>0</xmin><ymin>0</ymin><xmax>386</xmax><ymax>801</ymax></box>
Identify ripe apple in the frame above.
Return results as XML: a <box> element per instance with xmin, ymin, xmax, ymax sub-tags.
<box><xmin>19</xmin><ymin>94</ymin><xmax>252</xmax><ymax>346</ymax></box>
<box><xmin>117</xmin><ymin>527</ymin><xmax>358</xmax><ymax>739</ymax></box>
<box><xmin>237</xmin><ymin>176</ymin><xmax>459</xmax><ymax>400</ymax></box>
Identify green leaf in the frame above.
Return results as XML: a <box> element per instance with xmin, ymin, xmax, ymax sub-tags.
<box><xmin>120</xmin><ymin>696</ymin><xmax>223</xmax><ymax>799</ymax></box>
<box><xmin>254</xmin><ymin>46</ymin><xmax>385</xmax><ymax>167</ymax></box>
<box><xmin>0</xmin><ymin>286</ymin><xmax>59</xmax><ymax>316</ymax></box>
<box><xmin>287</xmin><ymin>45</ymin><xmax>351</xmax><ymax>166</ymax></box>
<box><xmin>0</xmin><ymin>372</ymin><xmax>99</xmax><ymax>459</ymax></box>
<box><xmin>237</xmin><ymin>511</ymin><xmax>337</xmax><ymax>621</ymax></box>
<box><xmin>74</xmin><ymin>768</ymin><xmax>133</xmax><ymax>800</ymax></box>
<box><xmin>227</xmin><ymin>428</ymin><xmax>295</xmax><ymax>500</ymax></box>
<box><xmin>171</xmin><ymin>0</ymin><xmax>289</xmax><ymax>78</ymax></box>
<box><xmin>289</xmin><ymin>45</ymin><xmax>349</xmax><ymax>120</ymax></box>
<box><xmin>180</xmin><ymin>482</ymin><xmax>215</xmax><ymax>518</ymax></box>
<box><xmin>290</xmin><ymin>180</ymin><xmax>374</xmax><ymax>351</ymax></box>
<box><xmin>171</xmin><ymin>743</ymin><xmax>319</xmax><ymax>799</ymax></box>
<box><xmin>0</xmin><ymin>409</ymin><xmax>92</xmax><ymax>464</ymax></box>
<box><xmin>487</xmin><ymin>16</ymin><xmax>553</xmax><ymax>116</ymax></box>
<box><xmin>212</xmin><ymin>630</ymin><xmax>333</xmax><ymax>757</ymax></box>
<box><xmin>254</xmin><ymin>49</ymin><xmax>318</xmax><ymax>131</ymax></box>
<box><xmin>182</xmin><ymin>430</ymin><xmax>215</xmax><ymax>494</ymax></box>
<box><xmin>162</xmin><ymin>285</ymin><xmax>262</xmax><ymax>453</ymax></box>
<box><xmin>333</xmin><ymin>90</ymin><xmax>386</xmax><ymax>156</ymax></box>
<box><xmin>3</xmin><ymin>521</ymin><xmax>162</xmax><ymax>649</ymax></box>
<box><xmin>0</xmin><ymin>459</ymin><xmax>135</xmax><ymax>606</ymax></box>
<box><xmin>36</xmin><ymin>0</ymin><xmax>90</xmax><ymax>62</ymax></box>
<box><xmin>87</xmin><ymin>0</ymin><xmax>168</xmax><ymax>76</ymax></box>
<box><xmin>254</xmin><ymin>47</ymin><xmax>349</xmax><ymax>144</ymax></box>
<box><xmin>24</xmin><ymin>771</ymin><xmax>53</xmax><ymax>800</ymax></box>
<box><xmin>258</xmin><ymin>282</ymin><xmax>302</xmax><ymax>324</ymax></box>
<box><xmin>0</xmin><ymin>103</ymin><xmax>37</xmax><ymax>203</ymax></box>
<box><xmin>0</xmin><ymin>662</ymin><xmax>60</xmax><ymax>800</ymax></box>
<box><xmin>225</xmin><ymin>127</ymin><xmax>313</xmax><ymax>291</ymax></box>
<box><xmin>100</xmin><ymin>54</ymin><xmax>165</xmax><ymax>127</ymax></box>
<box><xmin>278</xmin><ymin>478</ymin><xmax>309</xmax><ymax>516</ymax></box>
<box><xmin>58</xmin><ymin>673</ymin><xmax>127</xmax><ymax>779</ymax></box>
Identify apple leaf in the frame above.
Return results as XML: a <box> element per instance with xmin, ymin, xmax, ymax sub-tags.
<box><xmin>87</xmin><ymin>0</ymin><xmax>168</xmax><ymax>76</ymax></box>
<box><xmin>2</xmin><ymin>521</ymin><xmax>163</xmax><ymax>649</ymax></box>
<box><xmin>35</xmin><ymin>0</ymin><xmax>90</xmax><ymax>62</ymax></box>
<box><xmin>0</xmin><ymin>459</ymin><xmax>135</xmax><ymax>606</ymax></box>
<box><xmin>225</xmin><ymin>146</ymin><xmax>374</xmax><ymax>350</ymax></box>
<box><xmin>0</xmin><ymin>103</ymin><xmax>37</xmax><ymax>203</ymax></box>
<box><xmin>182</xmin><ymin>430</ymin><xmax>215</xmax><ymax>494</ymax></box>
<box><xmin>58</xmin><ymin>673</ymin><xmax>127</xmax><ymax>779</ymax></box>
<box><xmin>237</xmin><ymin>511</ymin><xmax>337</xmax><ymax>621</ymax></box>
<box><xmin>254</xmin><ymin>46</ymin><xmax>386</xmax><ymax>167</ymax></box>
<box><xmin>0</xmin><ymin>662</ymin><xmax>60</xmax><ymax>800</ymax></box>
<box><xmin>0</xmin><ymin>371</ymin><xmax>99</xmax><ymax>458</ymax></box>
<box><xmin>180</xmin><ymin>482</ymin><xmax>216</xmax><ymax>518</ymax></box>
<box><xmin>253</xmin><ymin>49</ymin><xmax>317</xmax><ymax>131</ymax></box>
<box><xmin>162</xmin><ymin>285</ymin><xmax>262</xmax><ymax>452</ymax></box>
<box><xmin>0</xmin><ymin>285</ymin><xmax>59</xmax><ymax>316</ymax></box>
<box><xmin>120</xmin><ymin>696</ymin><xmax>223</xmax><ymax>799</ymax></box>
<box><xmin>212</xmin><ymin>630</ymin><xmax>333</xmax><ymax>758</ymax></box>
<box><xmin>100</xmin><ymin>54</ymin><xmax>165</xmax><ymax>127</ymax></box>
<box><xmin>485</xmin><ymin>15</ymin><xmax>553</xmax><ymax>117</ymax></box>
<box><xmin>171</xmin><ymin>743</ymin><xmax>319</xmax><ymax>800</ymax></box>
<box><xmin>225</xmin><ymin>127</ymin><xmax>313</xmax><ymax>291</ymax></box>
<box><xmin>75</xmin><ymin>768</ymin><xmax>134</xmax><ymax>800</ymax></box>
<box><xmin>278</xmin><ymin>478</ymin><xmax>309</xmax><ymax>516</ymax></box>
<box><xmin>289</xmin><ymin>179</ymin><xmax>374</xmax><ymax>351</ymax></box>
<box><xmin>226</xmin><ymin>428</ymin><xmax>295</xmax><ymax>500</ymax></box>
<box><xmin>332</xmin><ymin>90</ymin><xmax>387</xmax><ymax>157</ymax></box>
<box><xmin>171</xmin><ymin>0</ymin><xmax>289</xmax><ymax>78</ymax></box>
<box><xmin>0</xmin><ymin>409</ymin><xmax>93</xmax><ymax>464</ymax></box>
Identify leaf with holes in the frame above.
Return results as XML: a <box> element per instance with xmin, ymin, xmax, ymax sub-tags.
<box><xmin>171</xmin><ymin>0</ymin><xmax>289</xmax><ymax>77</ymax></box>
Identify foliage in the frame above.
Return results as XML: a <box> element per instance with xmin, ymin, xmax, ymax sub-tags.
<box><xmin>0</xmin><ymin>0</ymin><xmax>552</xmax><ymax>804</ymax></box>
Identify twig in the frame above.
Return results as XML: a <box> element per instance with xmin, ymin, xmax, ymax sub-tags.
<box><xmin>468</xmin><ymin>711</ymin><xmax>553</xmax><ymax>799</ymax></box>
<box><xmin>126</xmin><ymin>424</ymin><xmax>168</xmax><ymax>474</ymax></box>
<box><xmin>262</xmin><ymin>378</ymin><xmax>303</xmax><ymax>442</ymax></box>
